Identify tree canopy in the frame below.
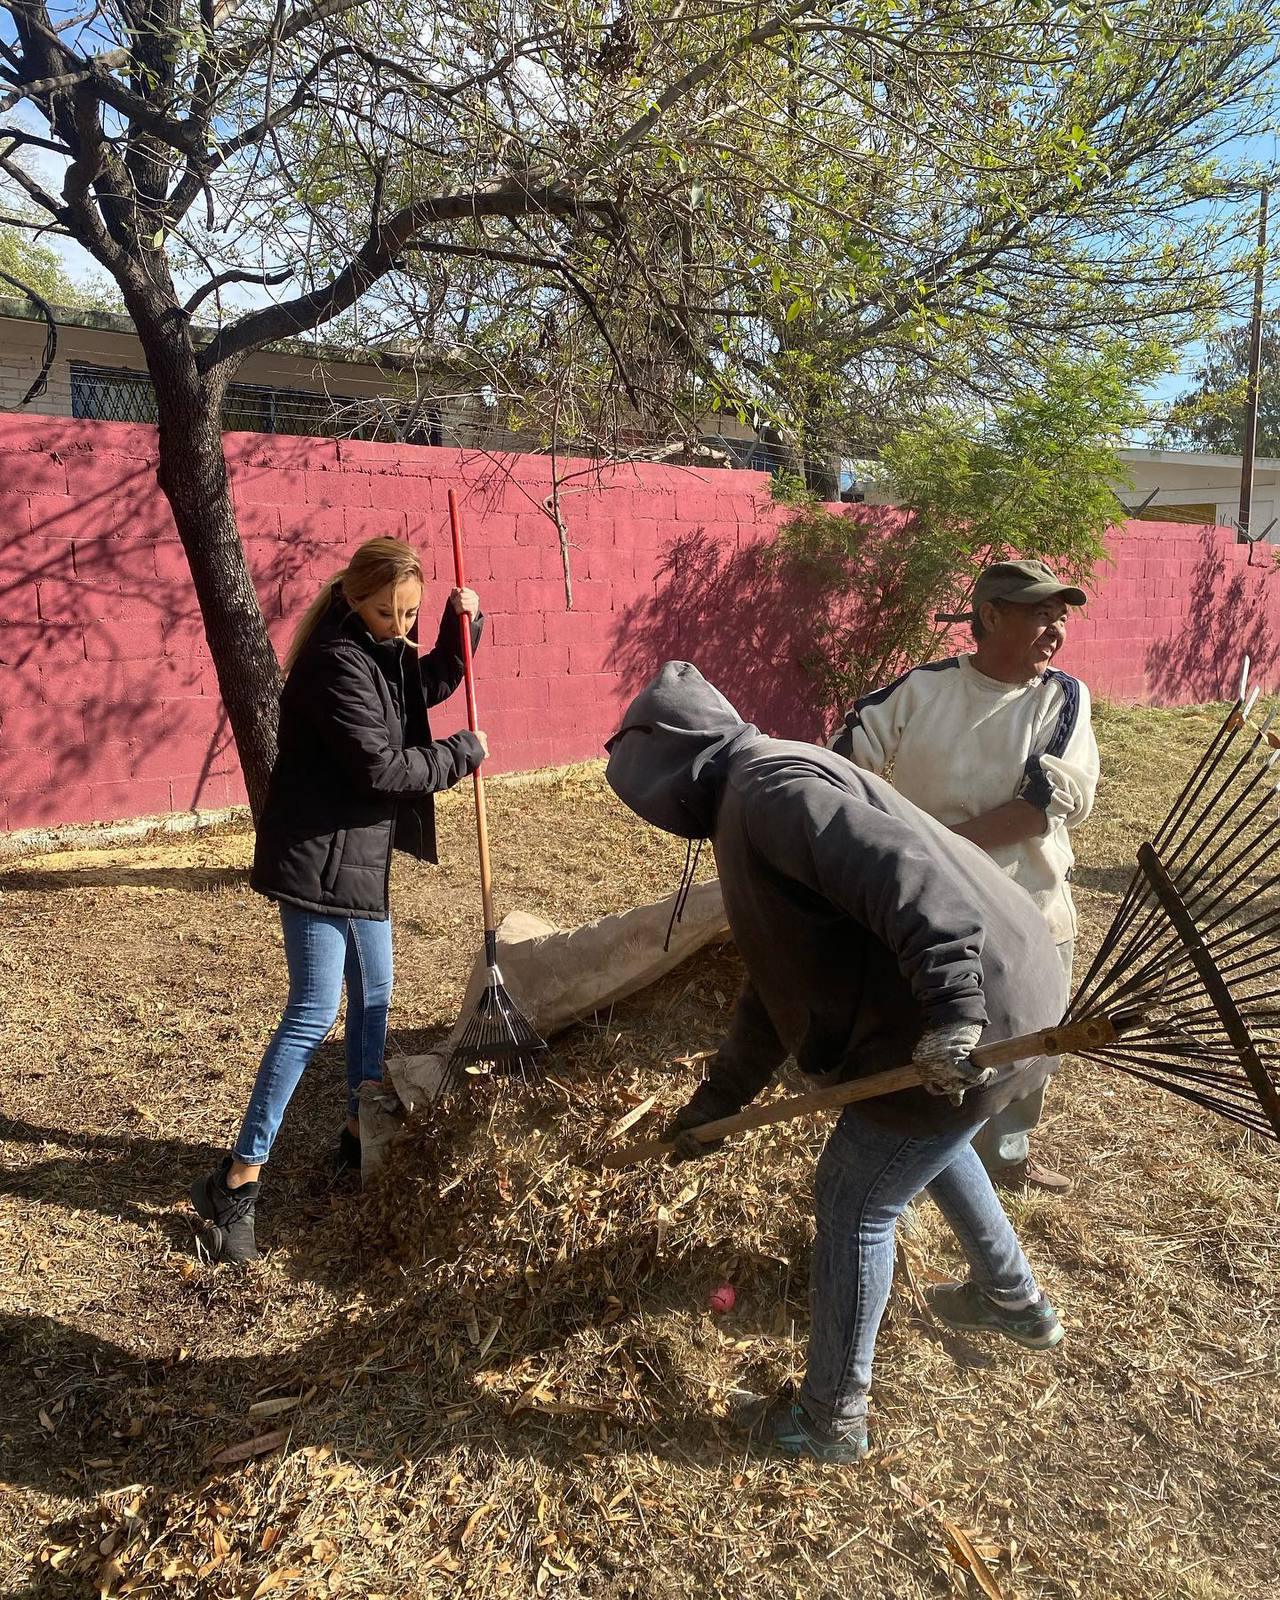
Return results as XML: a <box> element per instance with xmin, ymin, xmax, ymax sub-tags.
<box><xmin>1163</xmin><ymin>316</ymin><xmax>1280</xmax><ymax>458</ymax></box>
<box><xmin>3</xmin><ymin>1</ymin><xmax>1277</xmax><ymax>464</ymax></box>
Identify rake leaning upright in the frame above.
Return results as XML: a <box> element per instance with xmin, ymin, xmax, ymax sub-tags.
<box><xmin>439</xmin><ymin>490</ymin><xmax>547</xmax><ymax>1095</ymax></box>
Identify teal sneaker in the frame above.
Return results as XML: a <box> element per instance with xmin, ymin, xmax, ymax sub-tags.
<box><xmin>927</xmin><ymin>1282</ymin><xmax>1064</xmax><ymax>1349</ymax></box>
<box><xmin>730</xmin><ymin>1389</ymin><xmax>869</xmax><ymax>1464</ymax></box>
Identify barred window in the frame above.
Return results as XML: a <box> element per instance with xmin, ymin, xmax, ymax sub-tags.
<box><xmin>68</xmin><ymin>363</ymin><xmax>442</xmax><ymax>444</ymax></box>
<box><xmin>71</xmin><ymin>363</ymin><xmax>158</xmax><ymax>425</ymax></box>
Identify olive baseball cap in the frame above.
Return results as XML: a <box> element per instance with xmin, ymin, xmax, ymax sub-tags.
<box><xmin>936</xmin><ymin>559</ymin><xmax>1087</xmax><ymax>623</ymax></box>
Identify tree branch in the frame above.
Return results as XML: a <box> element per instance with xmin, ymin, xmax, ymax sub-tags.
<box><xmin>0</xmin><ymin>65</ymin><xmax>95</xmax><ymax>113</ymax></box>
<box><xmin>605</xmin><ymin>0</ymin><xmax>828</xmax><ymax>160</ymax></box>
<box><xmin>0</xmin><ymin>122</ymin><xmax>73</xmax><ymax>154</ymax></box>
<box><xmin>219</xmin><ymin>0</ymin><xmax>373</xmax><ymax>76</ymax></box>
<box><xmin>195</xmin><ymin>181</ymin><xmax>612</xmax><ymax>373</ymax></box>
<box><xmin>0</xmin><ymin>150</ymin><xmax>64</xmax><ymax>216</ymax></box>
<box><xmin>404</xmin><ymin>238</ymin><xmax>640</xmax><ymax>408</ymax></box>
<box><xmin>167</xmin><ymin>46</ymin><xmax>357</xmax><ymax>223</ymax></box>
<box><xmin>0</xmin><ymin>209</ymin><xmax>71</xmax><ymax>236</ymax></box>
<box><xmin>183</xmin><ymin>265</ymin><xmax>295</xmax><ymax>316</ymax></box>
<box><xmin>0</xmin><ymin>264</ymin><xmax>57</xmax><ymax>402</ymax></box>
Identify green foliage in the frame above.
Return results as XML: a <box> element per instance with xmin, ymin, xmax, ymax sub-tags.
<box><xmin>0</xmin><ymin>216</ymin><xmax>118</xmax><ymax>311</ymax></box>
<box><xmin>1163</xmin><ymin>315</ymin><xmax>1280</xmax><ymax>456</ymax></box>
<box><xmin>767</xmin><ymin>468</ymin><xmax>814</xmax><ymax>507</ymax></box>
<box><xmin>773</xmin><ymin>346</ymin><xmax>1153</xmax><ymax>714</ymax></box>
<box><xmin>5</xmin><ymin>0</ymin><xmax>1277</xmax><ymax>470</ymax></box>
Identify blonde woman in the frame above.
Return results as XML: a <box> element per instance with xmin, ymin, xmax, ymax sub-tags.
<box><xmin>190</xmin><ymin>537</ymin><xmax>486</xmax><ymax>1262</ymax></box>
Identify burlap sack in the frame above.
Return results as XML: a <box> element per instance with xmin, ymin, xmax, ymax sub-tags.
<box><xmin>359</xmin><ymin>879</ymin><xmax>728</xmax><ymax>1176</ymax></box>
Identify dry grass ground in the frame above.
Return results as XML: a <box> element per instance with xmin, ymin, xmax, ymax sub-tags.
<box><xmin>1</xmin><ymin>703</ymin><xmax>1278</xmax><ymax>1600</ymax></box>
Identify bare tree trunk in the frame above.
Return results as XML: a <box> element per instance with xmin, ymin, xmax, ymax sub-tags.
<box><xmin>804</xmin><ymin>453</ymin><xmax>842</xmax><ymax>502</ymax></box>
<box><xmin>147</xmin><ymin>348</ymin><xmax>282</xmax><ymax>817</ymax></box>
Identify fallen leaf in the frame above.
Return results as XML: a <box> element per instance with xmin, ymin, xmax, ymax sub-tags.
<box><xmin>606</xmin><ymin>1095</ymin><xmax>658</xmax><ymax>1140</ymax></box>
<box><xmin>249</xmin><ymin>1388</ymin><xmax>315</xmax><ymax>1417</ymax></box>
<box><xmin>207</xmin><ymin>1427</ymin><xmax>290</xmax><ymax>1466</ymax></box>
<box><xmin>942</xmin><ymin>1519</ymin><xmax>1006</xmax><ymax>1600</ymax></box>
<box><xmin>251</xmin><ymin>1567</ymin><xmax>303</xmax><ymax>1598</ymax></box>
<box><xmin>460</xmin><ymin>1504</ymin><xmax>495</xmax><ymax>1546</ymax></box>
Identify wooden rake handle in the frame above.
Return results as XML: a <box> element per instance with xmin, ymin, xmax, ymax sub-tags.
<box><xmin>447</xmin><ymin>488</ymin><xmax>497</xmax><ymax>946</ymax></box>
<box><xmin>601</xmin><ymin>1014</ymin><xmax>1121</xmax><ymax>1168</ymax></box>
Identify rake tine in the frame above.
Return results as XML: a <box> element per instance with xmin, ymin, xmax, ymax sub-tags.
<box><xmin>1075</xmin><ymin>754</ymin><xmax>1280</xmax><ymax>1016</ymax></box>
<box><xmin>1070</xmin><ymin>710</ymin><xmax>1245</xmax><ymax>1016</ymax></box>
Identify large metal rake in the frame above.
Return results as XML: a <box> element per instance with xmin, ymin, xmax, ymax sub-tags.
<box><xmin>606</xmin><ymin>660</ymin><xmax>1280</xmax><ymax>1167</ymax></box>
<box><xmin>439</xmin><ymin>489</ymin><xmax>547</xmax><ymax>1094</ymax></box>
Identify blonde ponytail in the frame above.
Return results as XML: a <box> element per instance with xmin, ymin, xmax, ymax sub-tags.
<box><xmin>284</xmin><ymin>572</ymin><xmax>347</xmax><ymax>672</ymax></box>
<box><xmin>282</xmin><ymin>537</ymin><xmax>426</xmax><ymax>672</ymax></box>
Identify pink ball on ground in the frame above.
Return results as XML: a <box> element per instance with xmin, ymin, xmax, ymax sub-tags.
<box><xmin>708</xmin><ymin>1282</ymin><xmax>736</xmax><ymax>1314</ymax></box>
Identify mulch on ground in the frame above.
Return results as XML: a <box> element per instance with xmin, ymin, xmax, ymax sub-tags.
<box><xmin>1</xmin><ymin>706</ymin><xmax>1278</xmax><ymax>1600</ymax></box>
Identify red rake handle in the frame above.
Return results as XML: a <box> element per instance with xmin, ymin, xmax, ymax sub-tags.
<box><xmin>448</xmin><ymin>488</ymin><xmax>481</xmax><ymax>734</ymax></box>
<box><xmin>447</xmin><ymin>489</ymin><xmax>497</xmax><ymax>948</ymax></box>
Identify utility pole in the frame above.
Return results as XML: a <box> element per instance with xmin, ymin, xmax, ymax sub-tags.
<box><xmin>1238</xmin><ymin>184</ymin><xmax>1269</xmax><ymax>541</ymax></box>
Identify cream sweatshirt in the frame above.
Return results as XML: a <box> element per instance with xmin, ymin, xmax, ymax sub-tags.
<box><xmin>832</xmin><ymin>656</ymin><xmax>1099</xmax><ymax>943</ymax></box>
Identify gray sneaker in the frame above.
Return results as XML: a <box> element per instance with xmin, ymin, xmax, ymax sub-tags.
<box><xmin>926</xmin><ymin>1282</ymin><xmax>1064</xmax><ymax>1349</ymax></box>
<box><xmin>730</xmin><ymin>1387</ymin><xmax>869</xmax><ymax>1464</ymax></box>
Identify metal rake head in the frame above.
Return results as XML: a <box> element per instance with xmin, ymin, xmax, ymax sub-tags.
<box><xmin>440</xmin><ymin>974</ymin><xmax>548</xmax><ymax>1097</ymax></box>
<box><xmin>1066</xmin><ymin>674</ymin><xmax>1280</xmax><ymax>1139</ymax></box>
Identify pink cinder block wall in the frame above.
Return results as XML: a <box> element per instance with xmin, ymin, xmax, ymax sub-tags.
<box><xmin>1</xmin><ymin>416</ymin><xmax>1276</xmax><ymax>832</ymax></box>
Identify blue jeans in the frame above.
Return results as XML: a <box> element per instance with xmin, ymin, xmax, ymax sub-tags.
<box><xmin>801</xmin><ymin>1107</ymin><xmax>1041</xmax><ymax>1431</ymax></box>
<box><xmin>234</xmin><ymin>905</ymin><xmax>394</xmax><ymax>1165</ymax></box>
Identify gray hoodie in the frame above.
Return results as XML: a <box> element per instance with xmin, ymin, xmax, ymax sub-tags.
<box><xmin>606</xmin><ymin>662</ymin><xmax>1066</xmax><ymax>1134</ymax></box>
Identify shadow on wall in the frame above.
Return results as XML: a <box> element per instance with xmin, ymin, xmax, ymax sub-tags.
<box><xmin>0</xmin><ymin>452</ymin><xmax>313</xmax><ymax>822</ymax></box>
<box><xmin>1144</xmin><ymin>531</ymin><xmax>1276</xmax><ymax>705</ymax></box>
<box><xmin>607</xmin><ymin>529</ymin><xmax>828</xmax><ymax>740</ymax></box>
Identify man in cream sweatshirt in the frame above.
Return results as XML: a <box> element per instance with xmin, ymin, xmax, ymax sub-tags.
<box><xmin>832</xmin><ymin>559</ymin><xmax>1100</xmax><ymax>1195</ymax></box>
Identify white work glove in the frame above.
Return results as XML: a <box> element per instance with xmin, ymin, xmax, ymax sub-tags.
<box><xmin>912</xmin><ymin>1021</ymin><xmax>992</xmax><ymax>1106</ymax></box>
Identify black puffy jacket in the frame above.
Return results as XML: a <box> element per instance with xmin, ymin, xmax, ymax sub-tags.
<box><xmin>251</xmin><ymin>593</ymin><xmax>485</xmax><ymax>919</ymax></box>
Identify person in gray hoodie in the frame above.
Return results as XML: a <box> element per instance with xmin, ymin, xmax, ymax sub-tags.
<box><xmin>605</xmin><ymin>662</ymin><xmax>1068</xmax><ymax>1463</ymax></box>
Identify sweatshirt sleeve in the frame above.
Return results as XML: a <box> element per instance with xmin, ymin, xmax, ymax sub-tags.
<box><xmin>418</xmin><ymin>601</ymin><xmax>485</xmax><ymax>708</ymax></box>
<box><xmin>1018</xmin><ymin>673</ymin><xmax>1099</xmax><ymax>829</ymax></box>
<box><xmin>744</xmin><ymin>772</ymin><xmax>989</xmax><ymax>1029</ymax></box>
<box><xmin>307</xmin><ymin>645</ymin><xmax>484</xmax><ymax>796</ymax></box>
<box><xmin>830</xmin><ymin>670</ymin><xmax>914</xmax><ymax>772</ymax></box>
<box><xmin>687</xmin><ymin>979</ymin><xmax>789</xmax><ymax>1119</ymax></box>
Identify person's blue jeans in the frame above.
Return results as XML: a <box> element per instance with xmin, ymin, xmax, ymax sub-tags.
<box><xmin>801</xmin><ymin>1106</ymin><xmax>1041</xmax><ymax>1431</ymax></box>
<box><xmin>233</xmin><ymin>905</ymin><xmax>394</xmax><ymax>1165</ymax></box>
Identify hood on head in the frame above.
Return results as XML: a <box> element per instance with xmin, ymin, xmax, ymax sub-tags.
<box><xmin>605</xmin><ymin>661</ymin><xmax>757</xmax><ymax>838</ymax></box>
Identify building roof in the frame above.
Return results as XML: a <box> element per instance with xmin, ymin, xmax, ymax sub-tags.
<box><xmin>0</xmin><ymin>294</ymin><xmax>458</xmax><ymax>376</ymax></box>
<box><xmin>1118</xmin><ymin>445</ymin><xmax>1280</xmax><ymax>473</ymax></box>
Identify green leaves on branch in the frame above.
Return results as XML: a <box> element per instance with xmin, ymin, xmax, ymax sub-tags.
<box><xmin>772</xmin><ymin>345</ymin><xmax>1160</xmax><ymax>713</ymax></box>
